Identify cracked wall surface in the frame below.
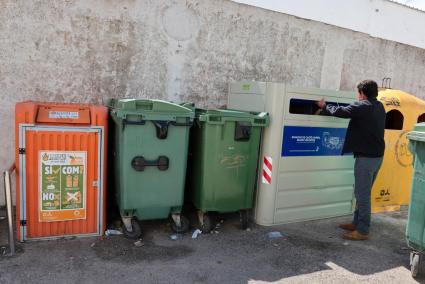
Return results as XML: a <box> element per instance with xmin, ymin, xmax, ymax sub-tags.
<box><xmin>1</xmin><ymin>0</ymin><xmax>425</xmax><ymax>204</ymax></box>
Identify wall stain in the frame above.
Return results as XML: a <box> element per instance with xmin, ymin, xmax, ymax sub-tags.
<box><xmin>1</xmin><ymin>0</ymin><xmax>425</xmax><ymax>204</ymax></box>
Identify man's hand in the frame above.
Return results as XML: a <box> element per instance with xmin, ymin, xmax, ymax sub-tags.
<box><xmin>317</xmin><ymin>98</ymin><xmax>326</xmax><ymax>109</ymax></box>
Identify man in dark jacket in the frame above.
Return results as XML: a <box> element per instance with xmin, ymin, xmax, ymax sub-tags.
<box><xmin>317</xmin><ymin>80</ymin><xmax>386</xmax><ymax>240</ymax></box>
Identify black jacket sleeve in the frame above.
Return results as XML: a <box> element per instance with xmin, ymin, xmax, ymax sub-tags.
<box><xmin>321</xmin><ymin>102</ymin><xmax>361</xmax><ymax>119</ymax></box>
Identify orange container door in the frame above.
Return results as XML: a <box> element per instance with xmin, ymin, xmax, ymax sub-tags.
<box><xmin>23</xmin><ymin>129</ymin><xmax>101</xmax><ymax>239</ymax></box>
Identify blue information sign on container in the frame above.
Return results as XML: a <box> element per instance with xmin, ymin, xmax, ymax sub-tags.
<box><xmin>282</xmin><ymin>126</ymin><xmax>348</xmax><ymax>157</ymax></box>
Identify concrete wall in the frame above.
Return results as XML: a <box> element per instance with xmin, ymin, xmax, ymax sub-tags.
<box><xmin>232</xmin><ymin>0</ymin><xmax>425</xmax><ymax>49</ymax></box>
<box><xmin>1</xmin><ymin>0</ymin><xmax>425</xmax><ymax>205</ymax></box>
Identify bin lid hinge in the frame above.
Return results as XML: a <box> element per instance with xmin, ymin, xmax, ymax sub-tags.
<box><xmin>20</xmin><ymin>220</ymin><xmax>27</xmax><ymax>226</ymax></box>
<box><xmin>19</xmin><ymin>148</ymin><xmax>26</xmax><ymax>154</ymax></box>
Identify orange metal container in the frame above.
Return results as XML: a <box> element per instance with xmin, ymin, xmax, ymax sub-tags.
<box><xmin>15</xmin><ymin>101</ymin><xmax>108</xmax><ymax>241</ymax></box>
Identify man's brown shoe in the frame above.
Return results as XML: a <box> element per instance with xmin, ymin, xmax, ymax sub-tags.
<box><xmin>338</xmin><ymin>223</ymin><xmax>356</xmax><ymax>231</ymax></box>
<box><xmin>343</xmin><ymin>230</ymin><xmax>369</xmax><ymax>241</ymax></box>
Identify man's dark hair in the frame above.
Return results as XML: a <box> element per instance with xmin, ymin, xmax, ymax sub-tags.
<box><xmin>357</xmin><ymin>80</ymin><xmax>378</xmax><ymax>98</ymax></box>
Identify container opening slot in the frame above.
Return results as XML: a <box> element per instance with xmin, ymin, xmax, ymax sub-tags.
<box><xmin>385</xmin><ymin>109</ymin><xmax>404</xmax><ymax>130</ymax></box>
<box><xmin>418</xmin><ymin>113</ymin><xmax>425</xmax><ymax>123</ymax></box>
<box><xmin>289</xmin><ymin>99</ymin><xmax>349</xmax><ymax>115</ymax></box>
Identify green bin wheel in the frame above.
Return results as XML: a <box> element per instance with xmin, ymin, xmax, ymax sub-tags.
<box><xmin>171</xmin><ymin>215</ymin><xmax>190</xmax><ymax>233</ymax></box>
<box><xmin>122</xmin><ymin>218</ymin><xmax>142</xmax><ymax>240</ymax></box>
<box><xmin>240</xmin><ymin>210</ymin><xmax>250</xmax><ymax>230</ymax></box>
<box><xmin>411</xmin><ymin>252</ymin><xmax>420</xmax><ymax>278</ymax></box>
<box><xmin>201</xmin><ymin>213</ymin><xmax>214</xmax><ymax>233</ymax></box>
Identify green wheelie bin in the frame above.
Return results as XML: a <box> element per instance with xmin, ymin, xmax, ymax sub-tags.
<box><xmin>109</xmin><ymin>99</ymin><xmax>194</xmax><ymax>238</ymax></box>
<box><xmin>406</xmin><ymin>124</ymin><xmax>425</xmax><ymax>277</ymax></box>
<box><xmin>187</xmin><ymin>109</ymin><xmax>269</xmax><ymax>232</ymax></box>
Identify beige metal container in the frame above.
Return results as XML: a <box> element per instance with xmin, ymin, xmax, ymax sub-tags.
<box><xmin>228</xmin><ymin>81</ymin><xmax>357</xmax><ymax>225</ymax></box>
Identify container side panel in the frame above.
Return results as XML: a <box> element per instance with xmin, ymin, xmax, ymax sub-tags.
<box><xmin>190</xmin><ymin>122</ymin><xmax>262</xmax><ymax>212</ymax></box>
<box><xmin>406</xmin><ymin>142</ymin><xmax>425</xmax><ymax>251</ymax></box>
<box><xmin>373</xmin><ymin>90</ymin><xmax>424</xmax><ymax>212</ymax></box>
<box><xmin>113</xmin><ymin>120</ymin><xmax>190</xmax><ymax>220</ymax></box>
<box><xmin>232</xmin><ymin>82</ymin><xmax>358</xmax><ymax>226</ymax></box>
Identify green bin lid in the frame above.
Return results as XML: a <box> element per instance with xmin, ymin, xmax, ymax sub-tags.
<box><xmin>408</xmin><ymin>123</ymin><xmax>425</xmax><ymax>142</ymax></box>
<box><xmin>179</xmin><ymin>102</ymin><xmax>195</xmax><ymax>110</ymax></box>
<box><xmin>197</xmin><ymin>108</ymin><xmax>269</xmax><ymax>127</ymax></box>
<box><xmin>109</xmin><ymin>99</ymin><xmax>194</xmax><ymax>120</ymax></box>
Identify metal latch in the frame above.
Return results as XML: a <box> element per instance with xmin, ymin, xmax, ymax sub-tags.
<box><xmin>152</xmin><ymin>121</ymin><xmax>170</xmax><ymax>139</ymax></box>
<box><xmin>20</xmin><ymin>220</ymin><xmax>27</xmax><ymax>226</ymax></box>
<box><xmin>234</xmin><ymin>122</ymin><xmax>252</xmax><ymax>141</ymax></box>
<box><xmin>153</xmin><ymin>120</ymin><xmax>193</xmax><ymax>139</ymax></box>
<box><xmin>19</xmin><ymin>148</ymin><xmax>26</xmax><ymax>154</ymax></box>
<box><xmin>92</xmin><ymin>181</ymin><xmax>99</xmax><ymax>188</ymax></box>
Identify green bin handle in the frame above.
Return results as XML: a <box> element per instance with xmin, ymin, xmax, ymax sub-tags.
<box><xmin>131</xmin><ymin>156</ymin><xmax>169</xmax><ymax>171</ymax></box>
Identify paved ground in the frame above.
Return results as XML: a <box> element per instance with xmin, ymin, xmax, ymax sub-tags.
<box><xmin>0</xmin><ymin>209</ymin><xmax>423</xmax><ymax>284</ymax></box>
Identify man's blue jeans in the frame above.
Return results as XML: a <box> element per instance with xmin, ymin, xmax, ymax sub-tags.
<box><xmin>353</xmin><ymin>156</ymin><xmax>383</xmax><ymax>234</ymax></box>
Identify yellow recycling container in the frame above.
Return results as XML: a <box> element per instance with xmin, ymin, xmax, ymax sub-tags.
<box><xmin>372</xmin><ymin>89</ymin><xmax>425</xmax><ymax>213</ymax></box>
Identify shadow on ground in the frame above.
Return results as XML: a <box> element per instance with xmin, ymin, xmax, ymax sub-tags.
<box><xmin>0</xmin><ymin>208</ymin><xmax>422</xmax><ymax>284</ymax></box>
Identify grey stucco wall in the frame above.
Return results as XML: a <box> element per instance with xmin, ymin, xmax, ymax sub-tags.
<box><xmin>1</xmin><ymin>0</ymin><xmax>425</xmax><ymax>205</ymax></box>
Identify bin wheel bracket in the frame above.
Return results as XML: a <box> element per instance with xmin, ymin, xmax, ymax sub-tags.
<box><xmin>410</xmin><ymin>251</ymin><xmax>421</xmax><ymax>278</ymax></box>
<box><xmin>122</xmin><ymin>217</ymin><xmax>142</xmax><ymax>240</ymax></box>
<box><xmin>171</xmin><ymin>214</ymin><xmax>190</xmax><ymax>233</ymax></box>
<box><xmin>197</xmin><ymin>211</ymin><xmax>215</xmax><ymax>233</ymax></box>
<box><xmin>240</xmin><ymin>209</ymin><xmax>250</xmax><ymax>230</ymax></box>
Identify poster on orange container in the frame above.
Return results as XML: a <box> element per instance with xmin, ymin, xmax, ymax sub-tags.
<box><xmin>39</xmin><ymin>151</ymin><xmax>87</xmax><ymax>222</ymax></box>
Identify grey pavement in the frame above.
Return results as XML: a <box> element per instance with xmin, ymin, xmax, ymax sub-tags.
<box><xmin>0</xmin><ymin>209</ymin><xmax>422</xmax><ymax>284</ymax></box>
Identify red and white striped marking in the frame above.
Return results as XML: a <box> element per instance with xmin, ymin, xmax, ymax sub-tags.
<box><xmin>262</xmin><ymin>156</ymin><xmax>272</xmax><ymax>184</ymax></box>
